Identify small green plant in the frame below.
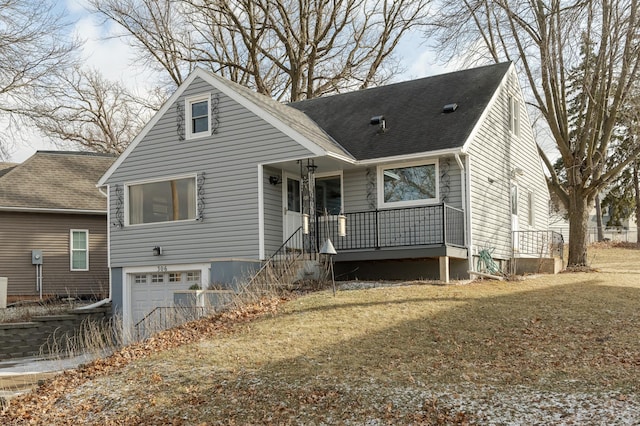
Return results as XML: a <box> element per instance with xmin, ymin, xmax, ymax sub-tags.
<box><xmin>188</xmin><ymin>284</ymin><xmax>201</xmax><ymax>290</ymax></box>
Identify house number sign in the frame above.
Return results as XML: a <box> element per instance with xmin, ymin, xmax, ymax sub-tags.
<box><xmin>157</xmin><ymin>265</ymin><xmax>168</xmax><ymax>272</ymax></box>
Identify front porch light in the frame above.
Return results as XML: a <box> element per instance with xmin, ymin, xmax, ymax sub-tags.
<box><xmin>302</xmin><ymin>213</ymin><xmax>309</xmax><ymax>234</ymax></box>
<box><xmin>338</xmin><ymin>214</ymin><xmax>347</xmax><ymax>237</ymax></box>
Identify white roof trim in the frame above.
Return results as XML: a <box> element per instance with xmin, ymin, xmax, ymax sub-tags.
<box><xmin>0</xmin><ymin>206</ymin><xmax>106</xmax><ymax>214</ymax></box>
<box><xmin>355</xmin><ymin>148</ymin><xmax>463</xmax><ymax>166</ymax></box>
<box><xmin>200</xmin><ymin>72</ymin><xmax>326</xmax><ymax>157</ymax></box>
<box><xmin>99</xmin><ymin>68</ymin><xmax>337</xmax><ymax>186</ymax></box>
<box><xmin>461</xmin><ymin>63</ymin><xmax>514</xmax><ymax>154</ymax></box>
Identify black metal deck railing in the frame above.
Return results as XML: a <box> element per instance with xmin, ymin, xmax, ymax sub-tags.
<box><xmin>513</xmin><ymin>230</ymin><xmax>564</xmax><ymax>259</ymax></box>
<box><xmin>316</xmin><ymin>203</ymin><xmax>465</xmax><ymax>251</ymax></box>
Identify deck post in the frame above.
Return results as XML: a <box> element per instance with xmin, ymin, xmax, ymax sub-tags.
<box><xmin>439</xmin><ymin>256</ymin><xmax>450</xmax><ymax>283</ymax></box>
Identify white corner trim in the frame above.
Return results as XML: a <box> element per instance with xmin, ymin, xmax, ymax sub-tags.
<box><xmin>258</xmin><ymin>165</ymin><xmax>265</xmax><ymax>260</ymax></box>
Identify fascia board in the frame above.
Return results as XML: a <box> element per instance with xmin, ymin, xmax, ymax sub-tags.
<box><xmin>199</xmin><ymin>72</ymin><xmax>326</xmax><ymax>157</ymax></box>
<box><xmin>461</xmin><ymin>63</ymin><xmax>514</xmax><ymax>154</ymax></box>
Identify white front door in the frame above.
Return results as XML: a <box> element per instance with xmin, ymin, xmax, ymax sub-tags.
<box><xmin>283</xmin><ymin>175</ymin><xmax>302</xmax><ymax>244</ymax></box>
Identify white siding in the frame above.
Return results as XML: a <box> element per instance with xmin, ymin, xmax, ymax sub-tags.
<box><xmin>467</xmin><ymin>70</ymin><xmax>550</xmax><ymax>260</ymax></box>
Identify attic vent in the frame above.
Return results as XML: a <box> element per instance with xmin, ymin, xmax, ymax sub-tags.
<box><xmin>370</xmin><ymin>115</ymin><xmax>386</xmax><ymax>132</ymax></box>
<box><xmin>443</xmin><ymin>103</ymin><xmax>458</xmax><ymax>113</ymax></box>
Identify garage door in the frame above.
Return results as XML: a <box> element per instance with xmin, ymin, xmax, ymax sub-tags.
<box><xmin>130</xmin><ymin>270</ymin><xmax>202</xmax><ymax>332</ymax></box>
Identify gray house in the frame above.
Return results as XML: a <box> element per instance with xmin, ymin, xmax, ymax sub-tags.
<box><xmin>99</xmin><ymin>62</ymin><xmax>553</xmax><ymax>333</ymax></box>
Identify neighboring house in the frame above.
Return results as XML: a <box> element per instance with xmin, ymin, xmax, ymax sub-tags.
<box><xmin>98</xmin><ymin>62</ymin><xmax>552</xmax><ymax>334</ymax></box>
<box><xmin>0</xmin><ymin>151</ymin><xmax>115</xmax><ymax>301</ymax></box>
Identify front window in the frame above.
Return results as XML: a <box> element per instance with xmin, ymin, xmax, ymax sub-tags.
<box><xmin>186</xmin><ymin>94</ymin><xmax>211</xmax><ymax>139</ymax></box>
<box><xmin>315</xmin><ymin>175</ymin><xmax>342</xmax><ymax>215</ymax></box>
<box><xmin>127</xmin><ymin>177</ymin><xmax>196</xmax><ymax>225</ymax></box>
<box><xmin>378</xmin><ymin>161</ymin><xmax>438</xmax><ymax>208</ymax></box>
<box><xmin>70</xmin><ymin>230</ymin><xmax>89</xmax><ymax>271</ymax></box>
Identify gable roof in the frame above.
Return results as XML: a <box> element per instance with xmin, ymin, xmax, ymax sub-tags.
<box><xmin>0</xmin><ymin>151</ymin><xmax>115</xmax><ymax>212</ymax></box>
<box><xmin>99</xmin><ymin>68</ymin><xmax>354</xmax><ymax>186</ymax></box>
<box><xmin>289</xmin><ymin>62</ymin><xmax>512</xmax><ymax>161</ymax></box>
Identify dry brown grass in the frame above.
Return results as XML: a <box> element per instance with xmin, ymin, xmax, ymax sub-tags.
<box><xmin>3</xmin><ymin>245</ymin><xmax>640</xmax><ymax>424</ymax></box>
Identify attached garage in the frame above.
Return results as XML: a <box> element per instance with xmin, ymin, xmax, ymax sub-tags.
<box><xmin>128</xmin><ymin>269</ymin><xmax>205</xmax><ymax>338</ymax></box>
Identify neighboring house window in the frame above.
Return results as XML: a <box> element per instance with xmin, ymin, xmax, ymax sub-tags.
<box><xmin>127</xmin><ymin>176</ymin><xmax>196</xmax><ymax>225</ymax></box>
<box><xmin>70</xmin><ymin>230</ymin><xmax>89</xmax><ymax>271</ymax></box>
<box><xmin>528</xmin><ymin>191</ymin><xmax>535</xmax><ymax>226</ymax></box>
<box><xmin>377</xmin><ymin>160</ymin><xmax>438</xmax><ymax>208</ymax></box>
<box><xmin>315</xmin><ymin>175</ymin><xmax>342</xmax><ymax>215</ymax></box>
<box><xmin>186</xmin><ymin>94</ymin><xmax>211</xmax><ymax>139</ymax></box>
<box><xmin>508</xmin><ymin>95</ymin><xmax>520</xmax><ymax>136</ymax></box>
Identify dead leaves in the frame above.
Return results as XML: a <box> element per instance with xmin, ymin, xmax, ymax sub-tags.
<box><xmin>0</xmin><ymin>297</ymin><xmax>287</xmax><ymax>425</ymax></box>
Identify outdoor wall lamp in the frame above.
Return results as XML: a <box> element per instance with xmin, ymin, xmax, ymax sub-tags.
<box><xmin>269</xmin><ymin>176</ymin><xmax>282</xmax><ymax>185</ymax></box>
<box><xmin>152</xmin><ymin>246</ymin><xmax>163</xmax><ymax>256</ymax></box>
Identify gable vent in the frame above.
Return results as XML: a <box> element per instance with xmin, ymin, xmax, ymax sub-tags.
<box><xmin>443</xmin><ymin>103</ymin><xmax>458</xmax><ymax>113</ymax></box>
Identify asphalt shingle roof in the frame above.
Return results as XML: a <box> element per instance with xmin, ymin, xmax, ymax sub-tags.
<box><xmin>289</xmin><ymin>62</ymin><xmax>511</xmax><ymax>160</ymax></box>
<box><xmin>0</xmin><ymin>151</ymin><xmax>115</xmax><ymax>211</ymax></box>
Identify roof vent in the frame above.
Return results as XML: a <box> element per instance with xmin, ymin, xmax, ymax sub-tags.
<box><xmin>370</xmin><ymin>115</ymin><xmax>386</xmax><ymax>132</ymax></box>
<box><xmin>443</xmin><ymin>103</ymin><xmax>458</xmax><ymax>113</ymax></box>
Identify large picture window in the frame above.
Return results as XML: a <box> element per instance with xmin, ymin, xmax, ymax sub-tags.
<box><xmin>70</xmin><ymin>230</ymin><xmax>89</xmax><ymax>271</ymax></box>
<box><xmin>185</xmin><ymin>94</ymin><xmax>211</xmax><ymax>139</ymax></box>
<box><xmin>378</xmin><ymin>161</ymin><xmax>438</xmax><ymax>208</ymax></box>
<box><xmin>127</xmin><ymin>177</ymin><xmax>196</xmax><ymax>225</ymax></box>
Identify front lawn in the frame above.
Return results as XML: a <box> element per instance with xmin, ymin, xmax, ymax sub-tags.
<box><xmin>3</xmin><ymin>244</ymin><xmax>640</xmax><ymax>425</ymax></box>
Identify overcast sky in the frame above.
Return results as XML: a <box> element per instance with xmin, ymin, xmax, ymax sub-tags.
<box><xmin>6</xmin><ymin>1</ymin><xmax>453</xmax><ymax>163</ymax></box>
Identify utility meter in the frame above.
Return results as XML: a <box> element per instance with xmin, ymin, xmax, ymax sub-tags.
<box><xmin>32</xmin><ymin>250</ymin><xmax>43</xmax><ymax>265</ymax></box>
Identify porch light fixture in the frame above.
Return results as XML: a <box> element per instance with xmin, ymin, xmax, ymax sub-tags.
<box><xmin>338</xmin><ymin>214</ymin><xmax>347</xmax><ymax>237</ymax></box>
<box><xmin>511</xmin><ymin>167</ymin><xmax>524</xmax><ymax>179</ymax></box>
<box><xmin>152</xmin><ymin>246</ymin><xmax>163</xmax><ymax>256</ymax></box>
<box><xmin>370</xmin><ymin>115</ymin><xmax>386</xmax><ymax>132</ymax></box>
<box><xmin>302</xmin><ymin>213</ymin><xmax>310</xmax><ymax>234</ymax></box>
<box><xmin>269</xmin><ymin>176</ymin><xmax>282</xmax><ymax>185</ymax></box>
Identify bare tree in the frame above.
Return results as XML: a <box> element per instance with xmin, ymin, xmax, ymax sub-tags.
<box><xmin>25</xmin><ymin>67</ymin><xmax>155</xmax><ymax>154</ymax></box>
<box><xmin>0</xmin><ymin>0</ymin><xmax>80</xmax><ymax>158</ymax></box>
<box><xmin>89</xmin><ymin>0</ymin><xmax>431</xmax><ymax>102</ymax></box>
<box><xmin>427</xmin><ymin>0</ymin><xmax>640</xmax><ymax>266</ymax></box>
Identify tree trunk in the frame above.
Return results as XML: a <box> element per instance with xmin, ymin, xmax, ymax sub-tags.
<box><xmin>567</xmin><ymin>190</ymin><xmax>591</xmax><ymax>267</ymax></box>
<box><xmin>594</xmin><ymin>194</ymin><xmax>604</xmax><ymax>241</ymax></box>
<box><xmin>634</xmin><ymin>163</ymin><xmax>640</xmax><ymax>245</ymax></box>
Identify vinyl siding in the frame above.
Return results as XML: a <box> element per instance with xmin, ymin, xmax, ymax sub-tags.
<box><xmin>466</xmin><ymin>70</ymin><xmax>550</xmax><ymax>260</ymax></box>
<box><xmin>0</xmin><ymin>212</ymin><xmax>109</xmax><ymax>298</ymax></box>
<box><xmin>105</xmin><ymin>76</ymin><xmax>314</xmax><ymax>267</ymax></box>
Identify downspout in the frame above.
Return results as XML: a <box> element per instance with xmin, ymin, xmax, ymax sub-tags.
<box><xmin>79</xmin><ymin>184</ymin><xmax>112</xmax><ymax>310</ymax></box>
<box><xmin>459</xmin><ymin>154</ymin><xmax>474</xmax><ymax>274</ymax></box>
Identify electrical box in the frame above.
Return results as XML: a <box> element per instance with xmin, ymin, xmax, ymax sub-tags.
<box><xmin>31</xmin><ymin>250</ymin><xmax>43</xmax><ymax>265</ymax></box>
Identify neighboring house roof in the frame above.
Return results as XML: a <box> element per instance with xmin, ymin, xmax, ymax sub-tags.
<box><xmin>289</xmin><ymin>62</ymin><xmax>512</xmax><ymax>161</ymax></box>
<box><xmin>0</xmin><ymin>151</ymin><xmax>115</xmax><ymax>212</ymax></box>
<box><xmin>0</xmin><ymin>162</ymin><xmax>17</xmax><ymax>178</ymax></box>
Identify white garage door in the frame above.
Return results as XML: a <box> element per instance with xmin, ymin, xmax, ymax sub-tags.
<box><xmin>130</xmin><ymin>271</ymin><xmax>202</xmax><ymax>330</ymax></box>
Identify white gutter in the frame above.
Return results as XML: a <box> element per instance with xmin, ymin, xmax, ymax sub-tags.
<box><xmin>0</xmin><ymin>207</ymin><xmax>106</xmax><ymax>214</ymax></box>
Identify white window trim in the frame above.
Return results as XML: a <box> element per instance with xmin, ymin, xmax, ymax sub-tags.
<box><xmin>315</xmin><ymin>171</ymin><xmax>344</xmax><ymax>215</ymax></box>
<box><xmin>124</xmin><ymin>173</ymin><xmax>199</xmax><ymax>227</ymax></box>
<box><xmin>509</xmin><ymin>95</ymin><xmax>520</xmax><ymax>137</ymax></box>
<box><xmin>185</xmin><ymin>93</ymin><xmax>212</xmax><ymax>140</ymax></box>
<box><xmin>70</xmin><ymin>229</ymin><xmax>89</xmax><ymax>272</ymax></box>
<box><xmin>528</xmin><ymin>191</ymin><xmax>535</xmax><ymax>226</ymax></box>
<box><xmin>377</xmin><ymin>159</ymin><xmax>439</xmax><ymax>209</ymax></box>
